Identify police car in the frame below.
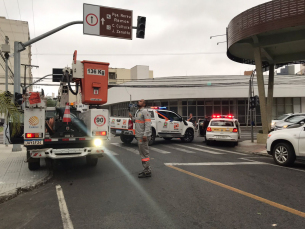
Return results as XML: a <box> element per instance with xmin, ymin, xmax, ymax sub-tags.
<box><xmin>205</xmin><ymin>115</ymin><xmax>241</xmax><ymax>146</ymax></box>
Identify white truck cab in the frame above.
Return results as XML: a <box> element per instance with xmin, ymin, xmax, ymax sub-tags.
<box><xmin>205</xmin><ymin>115</ymin><xmax>241</xmax><ymax>146</ymax></box>
<box><xmin>110</xmin><ymin>107</ymin><xmax>195</xmax><ymax>145</ymax></box>
<box><xmin>267</xmin><ymin>125</ymin><xmax>305</xmax><ymax>166</ymax></box>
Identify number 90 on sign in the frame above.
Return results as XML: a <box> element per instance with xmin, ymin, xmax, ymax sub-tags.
<box><xmin>87</xmin><ymin>68</ymin><xmax>105</xmax><ymax>76</ymax></box>
<box><xmin>94</xmin><ymin>115</ymin><xmax>106</xmax><ymax>126</ymax></box>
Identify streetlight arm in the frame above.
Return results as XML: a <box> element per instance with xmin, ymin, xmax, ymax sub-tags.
<box><xmin>20</xmin><ymin>21</ymin><xmax>84</xmax><ymax>51</ymax></box>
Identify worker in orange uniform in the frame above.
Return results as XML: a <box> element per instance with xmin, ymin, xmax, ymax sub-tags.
<box><xmin>129</xmin><ymin>99</ymin><xmax>152</xmax><ymax>178</ymax></box>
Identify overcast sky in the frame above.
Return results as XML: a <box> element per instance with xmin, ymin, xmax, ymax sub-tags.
<box><xmin>0</xmin><ymin>0</ymin><xmax>293</xmax><ymax>96</ymax></box>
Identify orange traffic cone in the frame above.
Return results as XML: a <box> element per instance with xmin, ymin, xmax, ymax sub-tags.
<box><xmin>63</xmin><ymin>103</ymin><xmax>71</xmax><ymax>123</ymax></box>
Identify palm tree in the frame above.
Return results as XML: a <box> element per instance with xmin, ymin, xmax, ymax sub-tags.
<box><xmin>0</xmin><ymin>92</ymin><xmax>21</xmax><ymax>137</ymax></box>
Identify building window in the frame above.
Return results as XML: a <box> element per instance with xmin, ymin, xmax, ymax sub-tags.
<box><xmin>109</xmin><ymin>72</ymin><xmax>117</xmax><ymax>79</ymax></box>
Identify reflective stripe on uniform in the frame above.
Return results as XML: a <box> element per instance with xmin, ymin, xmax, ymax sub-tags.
<box><xmin>145</xmin><ymin>119</ymin><xmax>151</xmax><ymax>122</ymax></box>
<box><xmin>141</xmin><ymin>158</ymin><xmax>150</xmax><ymax>162</ymax></box>
<box><xmin>135</xmin><ymin>120</ymin><xmax>145</xmax><ymax>123</ymax></box>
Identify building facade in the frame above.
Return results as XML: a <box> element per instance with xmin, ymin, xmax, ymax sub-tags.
<box><xmin>104</xmin><ymin>75</ymin><xmax>305</xmax><ymax>126</ymax></box>
<box><xmin>0</xmin><ymin>17</ymin><xmax>32</xmax><ymax>93</ymax></box>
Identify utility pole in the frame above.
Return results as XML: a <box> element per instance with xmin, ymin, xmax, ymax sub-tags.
<box><xmin>1</xmin><ymin>36</ymin><xmax>10</xmax><ymax>146</ymax></box>
<box><xmin>21</xmin><ymin>64</ymin><xmax>39</xmax><ymax>93</ymax></box>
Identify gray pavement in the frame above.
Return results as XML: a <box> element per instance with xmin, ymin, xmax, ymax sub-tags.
<box><xmin>0</xmin><ymin>136</ymin><xmax>305</xmax><ymax>228</ymax></box>
<box><xmin>0</xmin><ymin>144</ymin><xmax>51</xmax><ymax>203</ymax></box>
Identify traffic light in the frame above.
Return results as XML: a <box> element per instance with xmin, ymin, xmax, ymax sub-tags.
<box><xmin>136</xmin><ymin>16</ymin><xmax>146</xmax><ymax>39</ymax></box>
<box><xmin>250</xmin><ymin>96</ymin><xmax>256</xmax><ymax>109</ymax></box>
<box><xmin>15</xmin><ymin>93</ymin><xmax>23</xmax><ymax>106</ymax></box>
<box><xmin>255</xmin><ymin>95</ymin><xmax>260</xmax><ymax>106</ymax></box>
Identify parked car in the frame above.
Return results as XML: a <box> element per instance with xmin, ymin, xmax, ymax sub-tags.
<box><xmin>271</xmin><ymin>113</ymin><xmax>292</xmax><ymax>130</ymax></box>
<box><xmin>274</xmin><ymin>115</ymin><xmax>305</xmax><ymax>131</ymax></box>
<box><xmin>267</xmin><ymin>124</ymin><xmax>305</xmax><ymax>166</ymax></box>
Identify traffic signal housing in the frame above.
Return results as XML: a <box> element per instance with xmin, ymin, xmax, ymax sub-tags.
<box><xmin>250</xmin><ymin>96</ymin><xmax>256</xmax><ymax>109</ymax></box>
<box><xmin>15</xmin><ymin>93</ymin><xmax>23</xmax><ymax>106</ymax></box>
<box><xmin>136</xmin><ymin>16</ymin><xmax>146</xmax><ymax>39</ymax></box>
<box><xmin>255</xmin><ymin>95</ymin><xmax>260</xmax><ymax>106</ymax></box>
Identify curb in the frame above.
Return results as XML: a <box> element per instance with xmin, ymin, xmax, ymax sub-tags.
<box><xmin>0</xmin><ymin>170</ymin><xmax>53</xmax><ymax>204</ymax></box>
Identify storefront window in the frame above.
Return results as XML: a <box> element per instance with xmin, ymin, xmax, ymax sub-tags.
<box><xmin>214</xmin><ymin>106</ymin><xmax>221</xmax><ymax>114</ymax></box>
<box><xmin>161</xmin><ymin>101</ymin><xmax>168</xmax><ymax>107</ymax></box>
<box><xmin>198</xmin><ymin>107</ymin><xmax>205</xmax><ymax>117</ymax></box>
<box><xmin>182</xmin><ymin>101</ymin><xmax>187</xmax><ymax>105</ymax></box>
<box><xmin>214</xmin><ymin>100</ymin><xmax>221</xmax><ymax>105</ymax></box>
<box><xmin>197</xmin><ymin>100</ymin><xmax>204</xmax><ymax>105</ymax></box>
<box><xmin>188</xmin><ymin>100</ymin><xmax>196</xmax><ymax>105</ymax></box>
<box><xmin>205</xmin><ymin>100</ymin><xmax>213</xmax><ymax>106</ymax></box>
<box><xmin>182</xmin><ymin>106</ymin><xmax>188</xmax><ymax>116</ymax></box>
<box><xmin>188</xmin><ymin>106</ymin><xmax>196</xmax><ymax>116</ymax></box>
<box><xmin>206</xmin><ymin>106</ymin><xmax>213</xmax><ymax>116</ymax></box>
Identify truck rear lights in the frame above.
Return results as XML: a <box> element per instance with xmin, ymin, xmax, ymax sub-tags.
<box><xmin>128</xmin><ymin>120</ymin><xmax>133</xmax><ymax>129</ymax></box>
<box><xmin>44</xmin><ymin>139</ymin><xmax>52</xmax><ymax>142</ymax></box>
<box><xmin>233</xmin><ymin>128</ymin><xmax>238</xmax><ymax>132</ymax></box>
<box><xmin>25</xmin><ymin>133</ymin><xmax>42</xmax><ymax>138</ymax></box>
<box><xmin>207</xmin><ymin>127</ymin><xmax>212</xmax><ymax>132</ymax></box>
<box><xmin>93</xmin><ymin>131</ymin><xmax>107</xmax><ymax>136</ymax></box>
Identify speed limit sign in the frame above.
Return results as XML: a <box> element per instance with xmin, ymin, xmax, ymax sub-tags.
<box><xmin>94</xmin><ymin>115</ymin><xmax>106</xmax><ymax>126</ymax></box>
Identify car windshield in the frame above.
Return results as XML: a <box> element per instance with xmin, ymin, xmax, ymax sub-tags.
<box><xmin>210</xmin><ymin>120</ymin><xmax>234</xmax><ymax>127</ymax></box>
<box><xmin>286</xmin><ymin>116</ymin><xmax>305</xmax><ymax>124</ymax></box>
<box><xmin>275</xmin><ymin>114</ymin><xmax>289</xmax><ymax>120</ymax></box>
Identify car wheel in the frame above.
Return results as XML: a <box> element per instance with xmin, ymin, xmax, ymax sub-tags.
<box><xmin>148</xmin><ymin>129</ymin><xmax>156</xmax><ymax>146</ymax></box>
<box><xmin>272</xmin><ymin>142</ymin><xmax>295</xmax><ymax>166</ymax></box>
<box><xmin>181</xmin><ymin>129</ymin><xmax>194</xmax><ymax>143</ymax></box>
<box><xmin>120</xmin><ymin>135</ymin><xmax>134</xmax><ymax>144</ymax></box>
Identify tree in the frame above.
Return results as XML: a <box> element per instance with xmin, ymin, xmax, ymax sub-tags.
<box><xmin>0</xmin><ymin>92</ymin><xmax>21</xmax><ymax>137</ymax></box>
<box><xmin>46</xmin><ymin>98</ymin><xmax>57</xmax><ymax>107</ymax></box>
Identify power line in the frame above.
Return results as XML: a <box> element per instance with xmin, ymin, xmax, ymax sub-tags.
<box><xmin>32</xmin><ymin>52</ymin><xmax>226</xmax><ymax>56</ymax></box>
<box><xmin>31</xmin><ymin>0</ymin><xmax>39</xmax><ymax>78</ymax></box>
<box><xmin>16</xmin><ymin>0</ymin><xmax>27</xmax><ymax>41</ymax></box>
<box><xmin>2</xmin><ymin>0</ymin><xmax>15</xmax><ymax>41</ymax></box>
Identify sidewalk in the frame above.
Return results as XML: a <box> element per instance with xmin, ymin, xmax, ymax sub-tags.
<box><xmin>0</xmin><ymin>144</ymin><xmax>52</xmax><ymax>203</ymax></box>
<box><xmin>237</xmin><ymin>140</ymin><xmax>269</xmax><ymax>156</ymax></box>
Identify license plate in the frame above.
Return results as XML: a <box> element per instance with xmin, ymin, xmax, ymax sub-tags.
<box><xmin>116</xmin><ymin>130</ymin><xmax>122</xmax><ymax>134</ymax></box>
<box><xmin>24</xmin><ymin>140</ymin><xmax>43</xmax><ymax>145</ymax></box>
<box><xmin>216</xmin><ymin>136</ymin><xmax>227</xmax><ymax>139</ymax></box>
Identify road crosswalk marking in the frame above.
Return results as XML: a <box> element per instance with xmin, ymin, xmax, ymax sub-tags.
<box><xmin>150</xmin><ymin>146</ymin><xmax>171</xmax><ymax>154</ymax></box>
<box><xmin>111</xmin><ymin>143</ymin><xmax>139</xmax><ymax>155</ymax></box>
<box><xmin>172</xmin><ymin>144</ymin><xmax>224</xmax><ymax>155</ymax></box>
<box><xmin>193</xmin><ymin>144</ymin><xmax>246</xmax><ymax>156</ymax></box>
<box><xmin>162</xmin><ymin>145</ymin><xmax>195</xmax><ymax>153</ymax></box>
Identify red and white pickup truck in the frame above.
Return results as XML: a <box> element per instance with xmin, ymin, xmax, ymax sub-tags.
<box><xmin>110</xmin><ymin>107</ymin><xmax>195</xmax><ymax>145</ymax></box>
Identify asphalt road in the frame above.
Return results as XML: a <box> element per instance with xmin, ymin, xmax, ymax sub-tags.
<box><xmin>1</xmin><ymin>136</ymin><xmax>305</xmax><ymax>229</ymax></box>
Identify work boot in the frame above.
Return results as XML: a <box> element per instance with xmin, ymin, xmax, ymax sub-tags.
<box><xmin>138</xmin><ymin>171</ymin><xmax>151</xmax><ymax>178</ymax></box>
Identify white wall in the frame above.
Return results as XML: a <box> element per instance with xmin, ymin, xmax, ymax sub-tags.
<box><xmin>131</xmin><ymin>65</ymin><xmax>149</xmax><ymax>80</ymax></box>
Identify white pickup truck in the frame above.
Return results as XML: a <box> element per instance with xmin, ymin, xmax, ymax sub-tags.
<box><xmin>110</xmin><ymin>107</ymin><xmax>195</xmax><ymax>145</ymax></box>
<box><xmin>267</xmin><ymin>125</ymin><xmax>305</xmax><ymax>166</ymax></box>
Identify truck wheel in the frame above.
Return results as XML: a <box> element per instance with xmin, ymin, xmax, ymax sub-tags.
<box><xmin>120</xmin><ymin>135</ymin><xmax>134</xmax><ymax>144</ymax></box>
<box><xmin>86</xmin><ymin>156</ymin><xmax>98</xmax><ymax>167</ymax></box>
<box><xmin>272</xmin><ymin>142</ymin><xmax>295</xmax><ymax>166</ymax></box>
<box><xmin>27</xmin><ymin>151</ymin><xmax>40</xmax><ymax>171</ymax></box>
<box><xmin>181</xmin><ymin>129</ymin><xmax>194</xmax><ymax>143</ymax></box>
<box><xmin>164</xmin><ymin>138</ymin><xmax>172</xmax><ymax>141</ymax></box>
<box><xmin>148</xmin><ymin>129</ymin><xmax>156</xmax><ymax>146</ymax></box>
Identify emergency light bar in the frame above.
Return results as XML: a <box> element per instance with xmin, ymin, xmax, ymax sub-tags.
<box><xmin>212</xmin><ymin>115</ymin><xmax>234</xmax><ymax>119</ymax></box>
<box><xmin>150</xmin><ymin>106</ymin><xmax>167</xmax><ymax>109</ymax></box>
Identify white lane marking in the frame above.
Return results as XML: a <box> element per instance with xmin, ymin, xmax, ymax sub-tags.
<box><xmin>103</xmin><ymin>147</ymin><xmax>118</xmax><ymax>156</ymax></box>
<box><xmin>111</xmin><ymin>143</ymin><xmax>139</xmax><ymax>155</ymax></box>
<box><xmin>150</xmin><ymin>146</ymin><xmax>171</xmax><ymax>154</ymax></box>
<box><xmin>56</xmin><ymin>185</ymin><xmax>74</xmax><ymax>229</ymax></box>
<box><xmin>162</xmin><ymin>144</ymin><xmax>195</xmax><ymax>153</ymax></box>
<box><xmin>193</xmin><ymin>144</ymin><xmax>246</xmax><ymax>156</ymax></box>
<box><xmin>173</xmin><ymin>144</ymin><xmax>224</xmax><ymax>155</ymax></box>
<box><xmin>164</xmin><ymin>162</ymin><xmax>266</xmax><ymax>166</ymax></box>
<box><xmin>240</xmin><ymin>158</ymin><xmax>305</xmax><ymax>173</ymax></box>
